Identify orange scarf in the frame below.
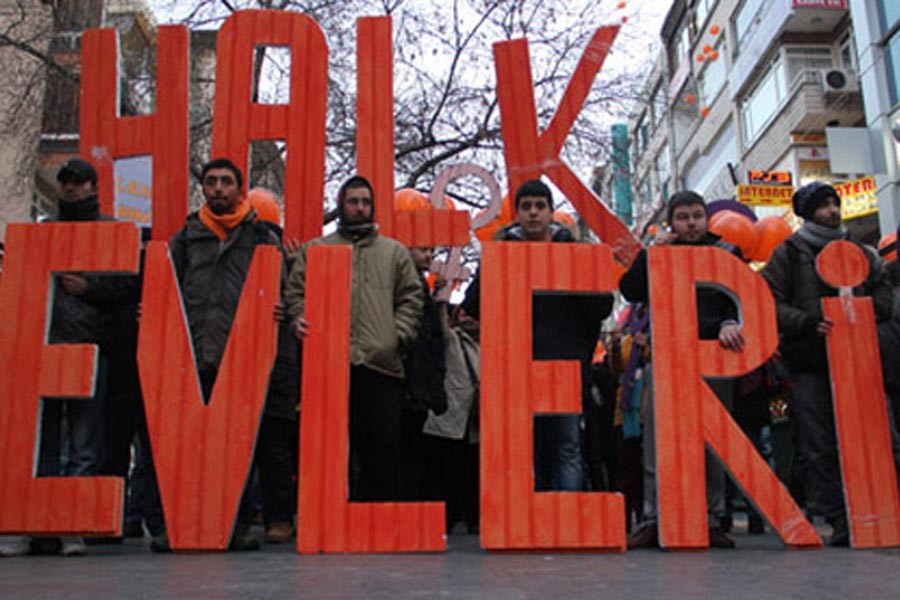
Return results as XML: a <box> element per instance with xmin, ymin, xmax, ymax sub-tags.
<box><xmin>199</xmin><ymin>198</ymin><xmax>251</xmax><ymax>241</ymax></box>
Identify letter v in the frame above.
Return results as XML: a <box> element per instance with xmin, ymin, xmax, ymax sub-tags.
<box><xmin>137</xmin><ymin>241</ymin><xmax>281</xmax><ymax>550</ymax></box>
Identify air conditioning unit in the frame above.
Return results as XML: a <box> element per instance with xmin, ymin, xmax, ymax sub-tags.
<box><xmin>820</xmin><ymin>69</ymin><xmax>860</xmax><ymax>94</ymax></box>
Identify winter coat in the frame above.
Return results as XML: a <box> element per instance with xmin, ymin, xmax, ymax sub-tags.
<box><xmin>762</xmin><ymin>232</ymin><xmax>893</xmax><ymax>373</ymax></box>
<box><xmin>423</xmin><ymin>324</ymin><xmax>479</xmax><ymax>440</ymax></box>
<box><xmin>169</xmin><ymin>211</ymin><xmax>281</xmax><ymax>374</ymax></box>
<box><xmin>284</xmin><ymin>227</ymin><xmax>423</xmax><ymax>379</ymax></box>
<box><xmin>879</xmin><ymin>290</ymin><xmax>900</xmax><ymax>399</ymax></box>
<box><xmin>402</xmin><ymin>275</ymin><xmax>448</xmax><ymax>414</ymax></box>
<box><xmin>618</xmin><ymin>232</ymin><xmax>741</xmax><ymax>340</ymax></box>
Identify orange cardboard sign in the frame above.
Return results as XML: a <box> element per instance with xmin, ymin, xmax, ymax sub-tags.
<box><xmin>210</xmin><ymin>10</ymin><xmax>328</xmax><ymax>244</ymax></box>
<box><xmin>0</xmin><ymin>222</ymin><xmax>139</xmax><ymax>535</ymax></box>
<box><xmin>493</xmin><ymin>27</ymin><xmax>641</xmax><ymax>265</ymax></box>
<box><xmin>818</xmin><ymin>241</ymin><xmax>900</xmax><ymax>548</ymax></box>
<box><xmin>356</xmin><ymin>17</ymin><xmax>470</xmax><ymax>248</ymax></box>
<box><xmin>647</xmin><ymin>245</ymin><xmax>821</xmax><ymax>549</ymax></box>
<box><xmin>296</xmin><ymin>245</ymin><xmax>445</xmax><ymax>553</ymax></box>
<box><xmin>81</xmin><ymin>27</ymin><xmax>189</xmax><ymax>241</ymax></box>
<box><xmin>480</xmin><ymin>242</ymin><xmax>625</xmax><ymax>550</ymax></box>
<box><xmin>137</xmin><ymin>242</ymin><xmax>281</xmax><ymax>550</ymax></box>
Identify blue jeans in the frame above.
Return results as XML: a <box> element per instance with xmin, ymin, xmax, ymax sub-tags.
<box><xmin>38</xmin><ymin>358</ymin><xmax>107</xmax><ymax>477</ymax></box>
<box><xmin>534</xmin><ymin>414</ymin><xmax>584</xmax><ymax>491</ymax></box>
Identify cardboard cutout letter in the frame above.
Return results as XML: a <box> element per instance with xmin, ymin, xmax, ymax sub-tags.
<box><xmin>818</xmin><ymin>241</ymin><xmax>900</xmax><ymax>548</ymax></box>
<box><xmin>648</xmin><ymin>245</ymin><xmax>821</xmax><ymax>549</ymax></box>
<box><xmin>356</xmin><ymin>17</ymin><xmax>469</xmax><ymax>247</ymax></box>
<box><xmin>0</xmin><ymin>222</ymin><xmax>139</xmax><ymax>535</ymax></box>
<box><xmin>297</xmin><ymin>245</ymin><xmax>445</xmax><ymax>553</ymax></box>
<box><xmin>81</xmin><ymin>26</ymin><xmax>189</xmax><ymax>241</ymax></box>
<box><xmin>480</xmin><ymin>242</ymin><xmax>625</xmax><ymax>550</ymax></box>
<box><xmin>493</xmin><ymin>27</ymin><xmax>641</xmax><ymax>264</ymax></box>
<box><xmin>211</xmin><ymin>10</ymin><xmax>328</xmax><ymax>244</ymax></box>
<box><xmin>137</xmin><ymin>242</ymin><xmax>280</xmax><ymax>550</ymax></box>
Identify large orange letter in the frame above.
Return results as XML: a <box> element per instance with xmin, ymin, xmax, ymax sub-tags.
<box><xmin>137</xmin><ymin>242</ymin><xmax>281</xmax><ymax>550</ymax></box>
<box><xmin>0</xmin><ymin>222</ymin><xmax>139</xmax><ymax>535</ymax></box>
<box><xmin>356</xmin><ymin>16</ymin><xmax>469</xmax><ymax>247</ymax></box>
<box><xmin>648</xmin><ymin>245</ymin><xmax>821</xmax><ymax>549</ymax></box>
<box><xmin>296</xmin><ymin>246</ymin><xmax>445</xmax><ymax>553</ymax></box>
<box><xmin>81</xmin><ymin>26</ymin><xmax>189</xmax><ymax>241</ymax></box>
<box><xmin>817</xmin><ymin>241</ymin><xmax>900</xmax><ymax>548</ymax></box>
<box><xmin>211</xmin><ymin>10</ymin><xmax>328</xmax><ymax>244</ymax></box>
<box><xmin>480</xmin><ymin>242</ymin><xmax>625</xmax><ymax>550</ymax></box>
<box><xmin>493</xmin><ymin>28</ymin><xmax>641</xmax><ymax>264</ymax></box>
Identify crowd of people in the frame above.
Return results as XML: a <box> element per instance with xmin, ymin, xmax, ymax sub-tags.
<box><xmin>0</xmin><ymin>156</ymin><xmax>898</xmax><ymax>556</ymax></box>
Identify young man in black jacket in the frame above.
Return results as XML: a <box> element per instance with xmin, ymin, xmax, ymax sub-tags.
<box><xmin>620</xmin><ymin>190</ymin><xmax>744</xmax><ymax>549</ymax></box>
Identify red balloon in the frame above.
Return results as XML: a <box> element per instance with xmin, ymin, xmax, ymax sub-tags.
<box><xmin>749</xmin><ymin>216</ymin><xmax>792</xmax><ymax>262</ymax></box>
<box><xmin>394</xmin><ymin>188</ymin><xmax>430</xmax><ymax>211</ymax></box>
<box><xmin>709</xmin><ymin>210</ymin><xmax>758</xmax><ymax>258</ymax></box>
<box><xmin>878</xmin><ymin>232</ymin><xmax>897</xmax><ymax>262</ymax></box>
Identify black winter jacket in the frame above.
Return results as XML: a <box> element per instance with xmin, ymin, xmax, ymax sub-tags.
<box><xmin>618</xmin><ymin>233</ymin><xmax>741</xmax><ymax>340</ymax></box>
<box><xmin>170</xmin><ymin>211</ymin><xmax>281</xmax><ymax>374</ymax></box>
<box><xmin>762</xmin><ymin>233</ymin><xmax>893</xmax><ymax>373</ymax></box>
<box><xmin>402</xmin><ymin>275</ymin><xmax>448</xmax><ymax>414</ymax></box>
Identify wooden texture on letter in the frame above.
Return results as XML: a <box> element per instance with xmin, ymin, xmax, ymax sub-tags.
<box><xmin>356</xmin><ymin>17</ymin><xmax>469</xmax><ymax>248</ymax></box>
<box><xmin>212</xmin><ymin>10</ymin><xmax>328</xmax><ymax>243</ymax></box>
<box><xmin>648</xmin><ymin>246</ymin><xmax>821</xmax><ymax>549</ymax></box>
<box><xmin>818</xmin><ymin>241</ymin><xmax>900</xmax><ymax>548</ymax></box>
<box><xmin>480</xmin><ymin>242</ymin><xmax>625</xmax><ymax>550</ymax></box>
<box><xmin>81</xmin><ymin>26</ymin><xmax>189</xmax><ymax>241</ymax></box>
<box><xmin>297</xmin><ymin>245</ymin><xmax>445</xmax><ymax>553</ymax></box>
<box><xmin>0</xmin><ymin>222</ymin><xmax>139</xmax><ymax>535</ymax></box>
<box><xmin>138</xmin><ymin>242</ymin><xmax>281</xmax><ymax>550</ymax></box>
<box><xmin>493</xmin><ymin>28</ymin><xmax>641</xmax><ymax>265</ymax></box>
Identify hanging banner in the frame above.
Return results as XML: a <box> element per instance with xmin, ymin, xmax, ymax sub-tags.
<box><xmin>835</xmin><ymin>175</ymin><xmax>878</xmax><ymax>220</ymax></box>
<box><xmin>736</xmin><ymin>184</ymin><xmax>795</xmax><ymax>207</ymax></box>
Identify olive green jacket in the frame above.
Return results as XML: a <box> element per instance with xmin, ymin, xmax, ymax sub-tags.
<box><xmin>284</xmin><ymin>227</ymin><xmax>423</xmax><ymax>379</ymax></box>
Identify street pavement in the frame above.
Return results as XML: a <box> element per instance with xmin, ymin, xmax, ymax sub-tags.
<box><xmin>2</xmin><ymin>526</ymin><xmax>900</xmax><ymax>600</ymax></box>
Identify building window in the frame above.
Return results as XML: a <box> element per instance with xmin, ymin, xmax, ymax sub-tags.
<box><xmin>699</xmin><ymin>41</ymin><xmax>727</xmax><ymax>105</ymax></box>
<box><xmin>670</xmin><ymin>18</ymin><xmax>693</xmax><ymax>73</ymax></box>
<box><xmin>877</xmin><ymin>0</ymin><xmax>900</xmax><ymax>33</ymax></box>
<box><xmin>673</xmin><ymin>80</ymin><xmax>701</xmax><ymax>152</ymax></box>
<box><xmin>839</xmin><ymin>32</ymin><xmax>857</xmax><ymax>71</ymax></box>
<box><xmin>656</xmin><ymin>148</ymin><xmax>670</xmax><ymax>189</ymax></box>
<box><xmin>635</xmin><ymin>113</ymin><xmax>649</xmax><ymax>155</ymax></box>
<box><xmin>693</xmin><ymin>0</ymin><xmax>717</xmax><ymax>31</ymax></box>
<box><xmin>650</xmin><ymin>84</ymin><xmax>665</xmax><ymax>128</ymax></box>
<box><xmin>734</xmin><ymin>0</ymin><xmax>774</xmax><ymax>51</ymax></box>
<box><xmin>887</xmin><ymin>30</ymin><xmax>900</xmax><ymax>106</ymax></box>
<box><xmin>740</xmin><ymin>58</ymin><xmax>787</xmax><ymax>146</ymax></box>
<box><xmin>784</xmin><ymin>46</ymin><xmax>835</xmax><ymax>86</ymax></box>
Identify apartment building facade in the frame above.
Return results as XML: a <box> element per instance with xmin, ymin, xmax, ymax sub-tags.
<box><xmin>627</xmin><ymin>0</ymin><xmax>880</xmax><ymax>240</ymax></box>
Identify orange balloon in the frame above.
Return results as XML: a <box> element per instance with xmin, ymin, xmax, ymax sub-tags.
<box><xmin>685</xmin><ymin>93</ymin><xmax>696</xmax><ymax>105</ymax></box>
<box><xmin>553</xmin><ymin>210</ymin><xmax>576</xmax><ymax>230</ymax></box>
<box><xmin>621</xmin><ymin>15</ymin><xmax>628</xmax><ymax>23</ymax></box>
<box><xmin>710</xmin><ymin>25</ymin><xmax>721</xmax><ymax>35</ymax></box>
<box><xmin>710</xmin><ymin>50</ymin><xmax>720</xmax><ymax>61</ymax></box>
<box><xmin>616</xmin><ymin>1</ymin><xmax>626</xmax><ymax>8</ymax></box>
<box><xmin>696</xmin><ymin>53</ymin><xmax>706</xmax><ymax>63</ymax></box>
<box><xmin>700</xmin><ymin>106</ymin><xmax>711</xmax><ymax>118</ymax></box>
<box><xmin>703</xmin><ymin>44</ymin><xmax>712</xmax><ymax>54</ymax></box>
<box><xmin>647</xmin><ymin>224</ymin><xmax>658</xmax><ymax>237</ymax></box>
<box><xmin>709</xmin><ymin>210</ymin><xmax>758</xmax><ymax>258</ymax></box>
<box><xmin>879</xmin><ymin>232</ymin><xmax>897</xmax><ymax>262</ymax></box>
<box><xmin>394</xmin><ymin>188</ymin><xmax>430</xmax><ymax>211</ymax></box>
<box><xmin>750</xmin><ymin>216</ymin><xmax>792</xmax><ymax>262</ymax></box>
<box><xmin>248</xmin><ymin>187</ymin><xmax>281</xmax><ymax>226</ymax></box>
<box><xmin>474</xmin><ymin>195</ymin><xmax>514</xmax><ymax>241</ymax></box>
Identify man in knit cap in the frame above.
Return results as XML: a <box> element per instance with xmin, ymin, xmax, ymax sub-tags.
<box><xmin>762</xmin><ymin>180</ymin><xmax>893</xmax><ymax>546</ymax></box>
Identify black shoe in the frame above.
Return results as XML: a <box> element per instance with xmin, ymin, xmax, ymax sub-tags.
<box><xmin>123</xmin><ymin>521</ymin><xmax>145</xmax><ymax>539</ymax></box>
<box><xmin>708</xmin><ymin>527</ymin><xmax>735</xmax><ymax>549</ymax></box>
<box><xmin>829</xmin><ymin>525</ymin><xmax>850</xmax><ymax>547</ymax></box>
<box><xmin>229</xmin><ymin>526</ymin><xmax>260</xmax><ymax>551</ymax></box>
<box><xmin>748</xmin><ymin>514</ymin><xmax>765</xmax><ymax>535</ymax></box>
<box><xmin>627</xmin><ymin>523</ymin><xmax>659</xmax><ymax>549</ymax></box>
<box><xmin>150</xmin><ymin>532</ymin><xmax>171</xmax><ymax>553</ymax></box>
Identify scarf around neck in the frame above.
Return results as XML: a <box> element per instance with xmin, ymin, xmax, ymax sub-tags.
<box><xmin>797</xmin><ymin>220</ymin><xmax>848</xmax><ymax>249</ymax></box>
<box><xmin>57</xmin><ymin>196</ymin><xmax>100</xmax><ymax>221</ymax></box>
<box><xmin>338</xmin><ymin>221</ymin><xmax>378</xmax><ymax>242</ymax></box>
<box><xmin>199</xmin><ymin>199</ymin><xmax>251</xmax><ymax>241</ymax></box>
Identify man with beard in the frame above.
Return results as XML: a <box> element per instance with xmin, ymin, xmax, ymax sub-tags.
<box><xmin>284</xmin><ymin>175</ymin><xmax>423</xmax><ymax>501</ymax></box>
<box><xmin>150</xmin><ymin>158</ymin><xmax>281</xmax><ymax>552</ymax></box>
<box><xmin>762</xmin><ymin>181</ymin><xmax>893</xmax><ymax>546</ymax></box>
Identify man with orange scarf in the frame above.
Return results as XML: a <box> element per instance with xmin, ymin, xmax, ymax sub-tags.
<box><xmin>155</xmin><ymin>158</ymin><xmax>280</xmax><ymax>552</ymax></box>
